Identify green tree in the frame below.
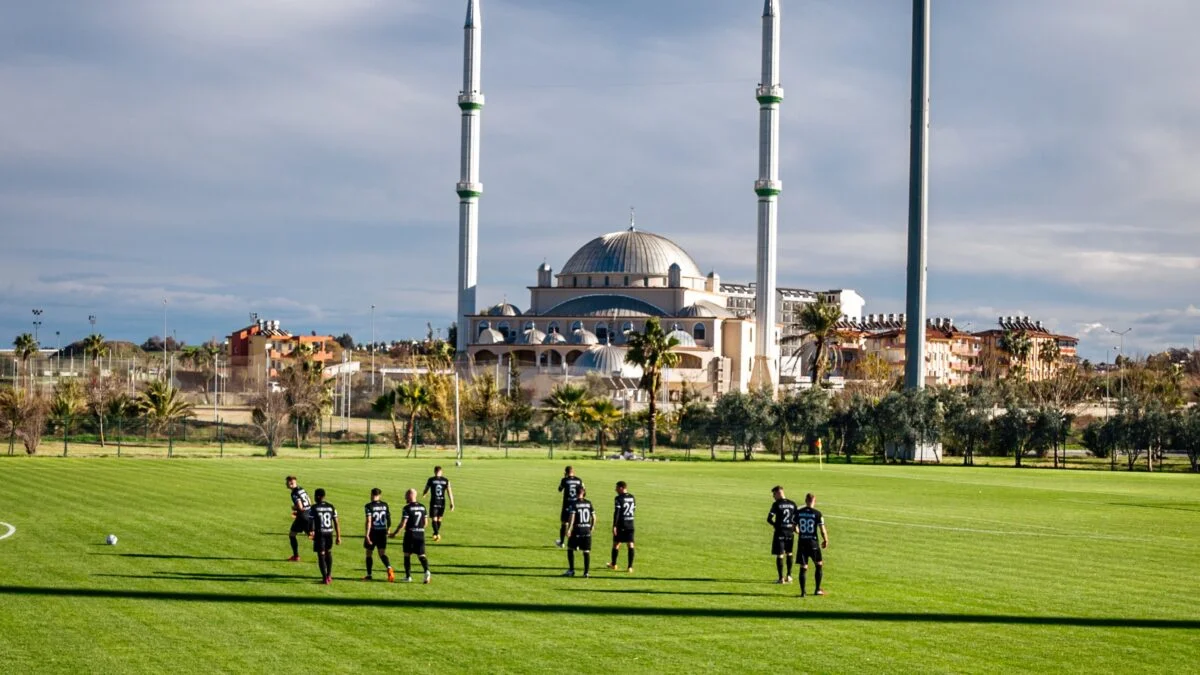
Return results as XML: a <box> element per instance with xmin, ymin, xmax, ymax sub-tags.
<box><xmin>136</xmin><ymin>380</ymin><xmax>194</xmax><ymax>436</ymax></box>
<box><xmin>942</xmin><ymin>383</ymin><xmax>994</xmax><ymax>466</ymax></box>
<box><xmin>12</xmin><ymin>333</ymin><xmax>38</xmax><ymax>388</ymax></box>
<box><xmin>49</xmin><ymin>379</ymin><xmax>85</xmax><ymax>454</ymax></box>
<box><xmin>1174</xmin><ymin>406</ymin><xmax>1200</xmax><ymax>472</ymax></box>
<box><xmin>82</xmin><ymin>333</ymin><xmax>108</xmax><ymax>369</ymax></box>
<box><xmin>777</xmin><ymin>388</ymin><xmax>829</xmax><ymax>461</ymax></box>
<box><xmin>828</xmin><ymin>393</ymin><xmax>874</xmax><ymax>463</ymax></box>
<box><xmin>796</xmin><ymin>299</ymin><xmax>844</xmax><ymax>386</ymax></box>
<box><xmin>542</xmin><ymin>384</ymin><xmax>590</xmax><ymax>449</ymax></box>
<box><xmin>999</xmin><ymin>330</ymin><xmax>1033</xmax><ymax>380</ymax></box>
<box><xmin>624</xmin><ymin>317</ymin><xmax>680</xmax><ymax>453</ymax></box>
<box><xmin>584</xmin><ymin>398</ymin><xmax>623</xmax><ymax>457</ymax></box>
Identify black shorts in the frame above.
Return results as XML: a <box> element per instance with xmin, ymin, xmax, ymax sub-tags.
<box><xmin>403</xmin><ymin>532</ymin><xmax>426</xmax><ymax>556</ymax></box>
<box><xmin>771</xmin><ymin>534</ymin><xmax>795</xmax><ymax>556</ymax></box>
<box><xmin>797</xmin><ymin>539</ymin><xmax>823</xmax><ymax>564</ymax></box>
<box><xmin>290</xmin><ymin>515</ymin><xmax>312</xmax><ymax>535</ymax></box>
<box><xmin>363</xmin><ymin>530</ymin><xmax>389</xmax><ymax>551</ymax></box>
<box><xmin>613</xmin><ymin>527</ymin><xmax>635</xmax><ymax>544</ymax></box>
<box><xmin>568</xmin><ymin>533</ymin><xmax>592</xmax><ymax>551</ymax></box>
<box><xmin>312</xmin><ymin>532</ymin><xmax>334</xmax><ymax>553</ymax></box>
<box><xmin>430</xmin><ymin>503</ymin><xmax>446</xmax><ymax>519</ymax></box>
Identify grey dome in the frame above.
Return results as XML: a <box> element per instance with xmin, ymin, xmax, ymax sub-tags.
<box><xmin>677</xmin><ymin>301</ymin><xmax>734</xmax><ymax>319</ymax></box>
<box><xmin>574</xmin><ymin>345</ymin><xmax>643</xmax><ymax>378</ymax></box>
<box><xmin>543</xmin><ymin>294</ymin><xmax>667</xmax><ymax>318</ymax></box>
<box><xmin>666</xmin><ymin>329</ymin><xmax>697</xmax><ymax>347</ymax></box>
<box><xmin>518</xmin><ymin>328</ymin><xmax>547</xmax><ymax>345</ymax></box>
<box><xmin>560</xmin><ymin>228</ymin><xmax>703</xmax><ymax>278</ymax></box>
<box><xmin>570</xmin><ymin>328</ymin><xmax>599</xmax><ymax>345</ymax></box>
<box><xmin>476</xmin><ymin>328</ymin><xmax>506</xmax><ymax>345</ymax></box>
<box><xmin>543</xmin><ymin>332</ymin><xmax>568</xmax><ymax>345</ymax></box>
<box><xmin>486</xmin><ymin>303</ymin><xmax>522</xmax><ymax>317</ymax></box>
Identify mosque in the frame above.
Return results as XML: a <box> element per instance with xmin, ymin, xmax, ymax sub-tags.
<box><xmin>452</xmin><ymin>1</ymin><xmax>864</xmax><ymax>400</ymax></box>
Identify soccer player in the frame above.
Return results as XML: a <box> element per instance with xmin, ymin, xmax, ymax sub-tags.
<box><xmin>563</xmin><ymin>486</ymin><xmax>595</xmax><ymax>577</ymax></box>
<box><xmin>307</xmin><ymin>488</ymin><xmax>341</xmax><ymax>584</ymax></box>
<box><xmin>796</xmin><ymin>492</ymin><xmax>829</xmax><ymax>597</ymax></box>
<box><xmin>285</xmin><ymin>476</ymin><xmax>312</xmax><ymax>562</ymax></box>
<box><xmin>363</xmin><ymin>488</ymin><xmax>394</xmax><ymax>582</ymax></box>
<box><xmin>607</xmin><ymin>481</ymin><xmax>636</xmax><ymax>573</ymax></box>
<box><xmin>422</xmin><ymin>466</ymin><xmax>455</xmax><ymax>542</ymax></box>
<box><xmin>389</xmin><ymin>489</ymin><xmax>431</xmax><ymax>584</ymax></box>
<box><xmin>556</xmin><ymin>465</ymin><xmax>584</xmax><ymax>547</ymax></box>
<box><xmin>766</xmin><ymin>485</ymin><xmax>798</xmax><ymax>584</ymax></box>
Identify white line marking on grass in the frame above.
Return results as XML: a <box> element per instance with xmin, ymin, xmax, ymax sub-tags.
<box><xmin>831</xmin><ymin>515</ymin><xmax>1148</xmax><ymax>542</ymax></box>
<box><xmin>0</xmin><ymin>522</ymin><xmax>14</xmax><ymax>541</ymax></box>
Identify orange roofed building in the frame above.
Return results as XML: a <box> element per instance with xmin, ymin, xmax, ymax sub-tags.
<box><xmin>227</xmin><ymin>319</ymin><xmax>337</xmax><ymax>382</ymax></box>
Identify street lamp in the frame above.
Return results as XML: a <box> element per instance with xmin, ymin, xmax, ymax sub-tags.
<box><xmin>370</xmin><ymin>304</ymin><xmax>376</xmax><ymax>391</ymax></box>
<box><xmin>1108</xmin><ymin>327</ymin><xmax>1131</xmax><ymax>404</ymax></box>
<box><xmin>32</xmin><ymin>308</ymin><xmax>43</xmax><ymax>342</ymax></box>
<box><xmin>162</xmin><ymin>298</ymin><xmax>169</xmax><ymax>381</ymax></box>
<box><xmin>89</xmin><ymin>315</ymin><xmax>96</xmax><ymax>332</ymax></box>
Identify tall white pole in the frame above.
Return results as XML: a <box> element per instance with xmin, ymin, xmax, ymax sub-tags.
<box><xmin>903</xmin><ymin>0</ymin><xmax>931</xmax><ymax>390</ymax></box>
<box><xmin>454</xmin><ymin>371</ymin><xmax>463</xmax><ymax>460</ymax></box>
<box><xmin>456</xmin><ymin>0</ymin><xmax>484</xmax><ymax>354</ymax></box>
<box><xmin>370</xmin><ymin>304</ymin><xmax>376</xmax><ymax>391</ymax></box>
<box><xmin>750</xmin><ymin>0</ymin><xmax>783</xmax><ymax>394</ymax></box>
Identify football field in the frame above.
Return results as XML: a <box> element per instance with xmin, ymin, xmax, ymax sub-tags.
<box><xmin>1</xmin><ymin>457</ymin><xmax>1197</xmax><ymax>673</ymax></box>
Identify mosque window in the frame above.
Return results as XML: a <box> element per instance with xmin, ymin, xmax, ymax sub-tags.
<box><xmin>587</xmin><ymin>277</ymin><xmax>593</xmax><ymax>287</ymax></box>
<box><xmin>693</xmin><ymin>323</ymin><xmax>706</xmax><ymax>342</ymax></box>
<box><xmin>595</xmin><ymin>323</ymin><xmax>609</xmax><ymax>343</ymax></box>
<box><xmin>524</xmin><ymin>321</ymin><xmax>535</xmax><ymax>331</ymax></box>
<box><xmin>604</xmin><ymin>276</ymin><xmax>610</xmax><ymax>287</ymax></box>
<box><xmin>571</xmin><ymin>321</ymin><xmax>583</xmax><ymax>332</ymax></box>
<box><xmin>478</xmin><ymin>320</ymin><xmax>490</xmax><ymax>336</ymax></box>
<box><xmin>497</xmin><ymin>322</ymin><xmax>511</xmax><ymax>342</ymax></box>
<box><xmin>623</xmin><ymin>276</ymin><xmax>630</xmax><ymax>286</ymax></box>
<box><xmin>643</xmin><ymin>278</ymin><xmax>649</xmax><ymax>287</ymax></box>
<box><xmin>622</xmin><ymin>321</ymin><xmax>634</xmax><ymax>337</ymax></box>
<box><xmin>573</xmin><ymin>277</ymin><xmax>578</xmax><ymax>287</ymax></box>
<box><xmin>548</xmin><ymin>321</ymin><xmax>560</xmax><ymax>335</ymax></box>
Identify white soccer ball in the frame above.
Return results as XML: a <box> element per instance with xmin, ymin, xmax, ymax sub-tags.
<box><xmin>106</xmin><ymin>534</ymin><xmax>118</xmax><ymax>546</ymax></box>
<box><xmin>455</xmin><ymin>461</ymin><xmax>462</xmax><ymax>467</ymax></box>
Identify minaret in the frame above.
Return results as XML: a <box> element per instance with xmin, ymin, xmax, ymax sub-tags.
<box><xmin>456</xmin><ymin>0</ymin><xmax>484</xmax><ymax>353</ymax></box>
<box><xmin>749</xmin><ymin>0</ymin><xmax>782</xmax><ymax>392</ymax></box>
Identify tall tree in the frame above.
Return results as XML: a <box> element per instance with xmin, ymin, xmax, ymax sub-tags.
<box><xmin>395</xmin><ymin>380</ymin><xmax>433</xmax><ymax>453</ymax></box>
<box><xmin>136</xmin><ymin>380</ymin><xmax>194</xmax><ymax>436</ymax></box>
<box><xmin>542</xmin><ymin>384</ymin><xmax>590</xmax><ymax>449</ymax></box>
<box><xmin>49</xmin><ymin>379</ymin><xmax>85</xmax><ymax>454</ymax></box>
<box><xmin>82</xmin><ymin>334</ymin><xmax>108</xmax><ymax>369</ymax></box>
<box><xmin>12</xmin><ymin>333</ymin><xmax>38</xmax><ymax>388</ymax></box>
<box><xmin>796</xmin><ymin>299</ymin><xmax>844</xmax><ymax>386</ymax></box>
<box><xmin>624</xmin><ymin>317</ymin><xmax>680</xmax><ymax>453</ymax></box>
<box><xmin>250</xmin><ymin>390</ymin><xmax>290</xmax><ymax>457</ymax></box>
<box><xmin>584</xmin><ymin>398</ymin><xmax>623</xmax><ymax>458</ymax></box>
<box><xmin>999</xmin><ymin>330</ymin><xmax>1033</xmax><ymax>380</ymax></box>
<box><xmin>777</xmin><ymin>388</ymin><xmax>830</xmax><ymax>461</ymax></box>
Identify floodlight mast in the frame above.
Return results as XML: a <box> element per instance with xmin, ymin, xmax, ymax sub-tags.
<box><xmin>903</xmin><ymin>0</ymin><xmax>931</xmax><ymax>391</ymax></box>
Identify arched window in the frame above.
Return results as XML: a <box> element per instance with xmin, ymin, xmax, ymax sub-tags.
<box><xmin>595</xmin><ymin>322</ymin><xmax>609</xmax><ymax>343</ymax></box>
<box><xmin>622</xmin><ymin>321</ymin><xmax>634</xmax><ymax>336</ymax></box>
<box><xmin>477</xmin><ymin>320</ymin><xmax>491</xmax><ymax>336</ymax></box>
<box><xmin>623</xmin><ymin>275</ymin><xmax>630</xmax><ymax>286</ymax></box>
<box><xmin>524</xmin><ymin>321</ymin><xmax>535</xmax><ymax>331</ymax></box>
<box><xmin>643</xmin><ymin>278</ymin><xmax>650</xmax><ymax>287</ymax></box>
<box><xmin>547</xmin><ymin>321</ymin><xmax>560</xmax><ymax>335</ymax></box>
<box><xmin>497</xmin><ymin>322</ymin><xmax>511</xmax><ymax>342</ymax></box>
<box><xmin>604</xmin><ymin>276</ymin><xmax>610</xmax><ymax>287</ymax></box>
<box><xmin>573</xmin><ymin>277</ymin><xmax>578</xmax><ymax>287</ymax></box>
<box><xmin>570</xmin><ymin>321</ymin><xmax>583</xmax><ymax>332</ymax></box>
<box><xmin>693</xmin><ymin>323</ymin><xmax>706</xmax><ymax>342</ymax></box>
<box><xmin>587</xmin><ymin>277</ymin><xmax>593</xmax><ymax>287</ymax></box>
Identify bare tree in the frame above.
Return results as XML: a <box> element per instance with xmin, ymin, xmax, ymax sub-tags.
<box><xmin>251</xmin><ymin>390</ymin><xmax>290</xmax><ymax>457</ymax></box>
<box><xmin>0</xmin><ymin>387</ymin><xmax>48</xmax><ymax>455</ymax></box>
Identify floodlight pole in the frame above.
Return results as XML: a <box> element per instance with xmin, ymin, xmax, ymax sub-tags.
<box><xmin>903</xmin><ymin>0</ymin><xmax>931</xmax><ymax>391</ymax></box>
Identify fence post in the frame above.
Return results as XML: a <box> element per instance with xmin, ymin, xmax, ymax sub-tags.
<box><xmin>318</xmin><ymin>416</ymin><xmax>323</xmax><ymax>455</ymax></box>
<box><xmin>219</xmin><ymin>417</ymin><xmax>224</xmax><ymax>458</ymax></box>
<box><xmin>168</xmin><ymin>422</ymin><xmax>174</xmax><ymax>458</ymax></box>
<box><xmin>366</xmin><ymin>418</ymin><xmax>371</xmax><ymax>459</ymax></box>
<box><xmin>117</xmin><ymin>418</ymin><xmax>122</xmax><ymax>458</ymax></box>
<box><xmin>62</xmin><ymin>420</ymin><xmax>68</xmax><ymax>457</ymax></box>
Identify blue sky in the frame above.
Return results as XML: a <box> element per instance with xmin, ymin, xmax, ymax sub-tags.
<box><xmin>2</xmin><ymin>0</ymin><xmax>1198</xmax><ymax>361</ymax></box>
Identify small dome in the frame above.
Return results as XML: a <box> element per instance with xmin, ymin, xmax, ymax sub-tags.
<box><xmin>518</xmin><ymin>328</ymin><xmax>547</xmax><ymax>345</ymax></box>
<box><xmin>574</xmin><ymin>344</ymin><xmax>643</xmax><ymax>378</ymax></box>
<box><xmin>677</xmin><ymin>301</ymin><xmax>734</xmax><ymax>319</ymax></box>
<box><xmin>543</xmin><ymin>332</ymin><xmax>568</xmax><ymax>345</ymax></box>
<box><xmin>560</xmin><ymin>228</ymin><xmax>703</xmax><ymax>278</ymax></box>
<box><xmin>570</xmin><ymin>328</ymin><xmax>599</xmax><ymax>345</ymax></box>
<box><xmin>476</xmin><ymin>328</ymin><xmax>506</xmax><ymax>345</ymax></box>
<box><xmin>486</xmin><ymin>303</ymin><xmax>522</xmax><ymax>317</ymax></box>
<box><xmin>666</xmin><ymin>329</ymin><xmax>697</xmax><ymax>347</ymax></box>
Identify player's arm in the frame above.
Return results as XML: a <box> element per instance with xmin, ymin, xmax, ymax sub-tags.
<box><xmin>565</xmin><ymin>511</ymin><xmax>576</xmax><ymax>539</ymax></box>
<box><xmin>307</xmin><ymin>507</ymin><xmax>316</xmax><ymax>539</ymax></box>
<box><xmin>292</xmin><ymin>497</ymin><xmax>304</xmax><ymax>517</ymax></box>
<box><xmin>558</xmin><ymin>479</ymin><xmax>565</xmax><ymax>493</ymax></box>
<box><xmin>364</xmin><ymin>514</ymin><xmax>373</xmax><ymax>545</ymax></box>
<box><xmin>766</xmin><ymin>505</ymin><xmax>777</xmax><ymax>527</ymax></box>
<box><xmin>391</xmin><ymin>515</ymin><xmax>406</xmax><ymax>538</ymax></box>
<box><xmin>819</xmin><ymin>520</ymin><xmax>829</xmax><ymax>548</ymax></box>
<box><xmin>422</xmin><ymin>479</ymin><xmax>431</xmax><ymax>498</ymax></box>
<box><xmin>334</xmin><ymin>515</ymin><xmax>342</xmax><ymax>545</ymax></box>
<box><xmin>448</xmin><ymin>485</ymin><xmax>456</xmax><ymax>511</ymax></box>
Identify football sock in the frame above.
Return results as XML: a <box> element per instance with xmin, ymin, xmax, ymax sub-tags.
<box><xmin>611</xmin><ymin>548</ymin><xmax>619</xmax><ymax>566</ymax></box>
<box><xmin>559</xmin><ymin>523</ymin><xmax>567</xmax><ymax>541</ymax></box>
<box><xmin>380</xmin><ymin>553</ymin><xmax>390</xmax><ymax>569</ymax></box>
<box><xmin>786</xmin><ymin>554</ymin><xmax>794</xmax><ymax>577</ymax></box>
<box><xmin>365</xmin><ymin>555</ymin><xmax>373</xmax><ymax>576</ymax></box>
<box><xmin>815</xmin><ymin>566</ymin><xmax>823</xmax><ymax>591</ymax></box>
<box><xmin>567</xmin><ymin>549</ymin><xmax>576</xmax><ymax>572</ymax></box>
<box><xmin>433</xmin><ymin>521</ymin><xmax>441</xmax><ymax>536</ymax></box>
<box><xmin>582</xmin><ymin>552</ymin><xmax>590</xmax><ymax>575</ymax></box>
<box><xmin>776</xmin><ymin>558</ymin><xmax>784</xmax><ymax>579</ymax></box>
<box><xmin>326</xmin><ymin>552</ymin><xmax>333</xmax><ymax>577</ymax></box>
<box><xmin>317</xmin><ymin>555</ymin><xmax>328</xmax><ymax>579</ymax></box>
<box><xmin>289</xmin><ymin>535</ymin><xmax>299</xmax><ymax>557</ymax></box>
<box><xmin>404</xmin><ymin>557</ymin><xmax>412</xmax><ymax>577</ymax></box>
<box><xmin>419</xmin><ymin>555</ymin><xmax>429</xmax><ymax>573</ymax></box>
<box><xmin>627</xmin><ymin>548</ymin><xmax>635</xmax><ymax>568</ymax></box>
<box><xmin>799</xmin><ymin>568</ymin><xmax>807</xmax><ymax>594</ymax></box>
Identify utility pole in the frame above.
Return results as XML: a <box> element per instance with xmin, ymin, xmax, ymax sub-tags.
<box><xmin>370</xmin><ymin>304</ymin><xmax>376</xmax><ymax>392</ymax></box>
<box><xmin>162</xmin><ymin>298</ymin><xmax>168</xmax><ymax>381</ymax></box>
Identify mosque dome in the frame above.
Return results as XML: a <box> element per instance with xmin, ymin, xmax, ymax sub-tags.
<box><xmin>543</xmin><ymin>332</ymin><xmax>568</xmax><ymax>345</ymax></box>
<box><xmin>517</xmin><ymin>328</ymin><xmax>547</xmax><ymax>345</ymax></box>
<box><xmin>476</xmin><ymin>328</ymin><xmax>506</xmax><ymax>345</ymax></box>
<box><xmin>574</xmin><ymin>344</ymin><xmax>643</xmax><ymax>378</ymax></box>
<box><xmin>666</xmin><ymin>329</ymin><xmax>697</xmax><ymax>347</ymax></box>
<box><xmin>560</xmin><ymin>228</ymin><xmax>703</xmax><ymax>278</ymax></box>
<box><xmin>570</xmin><ymin>328</ymin><xmax>600</xmax><ymax>346</ymax></box>
<box><xmin>486</xmin><ymin>302</ymin><xmax>522</xmax><ymax>317</ymax></box>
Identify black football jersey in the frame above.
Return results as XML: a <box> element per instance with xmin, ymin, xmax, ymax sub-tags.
<box><xmin>291</xmin><ymin>487</ymin><xmax>311</xmax><ymax>513</ymax></box>
<box><xmin>364</xmin><ymin>500</ymin><xmax>391</xmax><ymax>531</ymax></box>
<box><xmin>613</xmin><ymin>493</ymin><xmax>636</xmax><ymax>527</ymax></box>
<box><xmin>571</xmin><ymin>500</ymin><xmax>595</xmax><ymax>534</ymax></box>
<box><xmin>559</xmin><ymin>476</ymin><xmax>584</xmax><ymax>506</ymax></box>
<box><xmin>425</xmin><ymin>476</ymin><xmax>450</xmax><ymax>504</ymax></box>
<box><xmin>310</xmin><ymin>502</ymin><xmax>338</xmax><ymax>535</ymax></box>
<box><xmin>796</xmin><ymin>506</ymin><xmax>824</xmax><ymax>540</ymax></box>
<box><xmin>401</xmin><ymin>502</ymin><xmax>428</xmax><ymax>534</ymax></box>
<box><xmin>768</xmin><ymin>499</ymin><xmax>798</xmax><ymax>535</ymax></box>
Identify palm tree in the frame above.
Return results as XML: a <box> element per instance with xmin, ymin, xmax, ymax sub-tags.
<box><xmin>797</xmin><ymin>299</ymin><xmax>843</xmax><ymax>386</ymax></box>
<box><xmin>13</xmin><ymin>333</ymin><xmax>38</xmax><ymax>388</ymax></box>
<box><xmin>49</xmin><ymin>379</ymin><xmax>85</xmax><ymax>453</ymax></box>
<box><xmin>136</xmin><ymin>379</ymin><xmax>194</xmax><ymax>436</ymax></box>
<box><xmin>584</xmin><ymin>398</ymin><xmax>623</xmax><ymax>457</ymax></box>
<box><xmin>1038</xmin><ymin>339</ymin><xmax>1061</xmax><ymax>379</ymax></box>
<box><xmin>373</xmin><ymin>385</ymin><xmax>410</xmax><ymax>450</ymax></box>
<box><xmin>542</xmin><ymin>384</ymin><xmax>590</xmax><ymax>449</ymax></box>
<box><xmin>394</xmin><ymin>380</ymin><xmax>432</xmax><ymax>453</ymax></box>
<box><xmin>999</xmin><ymin>330</ymin><xmax>1034</xmax><ymax>380</ymax></box>
<box><xmin>624</xmin><ymin>317</ymin><xmax>680</xmax><ymax>453</ymax></box>
<box><xmin>82</xmin><ymin>333</ymin><xmax>108</xmax><ymax>370</ymax></box>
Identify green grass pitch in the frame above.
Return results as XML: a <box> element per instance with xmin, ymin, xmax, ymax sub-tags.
<box><xmin>1</xmin><ymin>457</ymin><xmax>1197</xmax><ymax>673</ymax></box>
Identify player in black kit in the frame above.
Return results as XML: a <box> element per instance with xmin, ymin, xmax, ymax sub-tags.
<box><xmin>422</xmin><ymin>466</ymin><xmax>455</xmax><ymax>542</ymax></box>
<box><xmin>556</xmin><ymin>465</ymin><xmax>584</xmax><ymax>548</ymax></box>
<box><xmin>795</xmin><ymin>492</ymin><xmax>829</xmax><ymax>597</ymax></box>
<box><xmin>285</xmin><ymin>476</ymin><xmax>312</xmax><ymax>562</ymax></box>
<box><xmin>363</xmin><ymin>488</ymin><xmax>394</xmax><ymax>583</ymax></box>
<box><xmin>607</xmin><ymin>481</ymin><xmax>636</xmax><ymax>573</ymax></box>
<box><xmin>563</xmin><ymin>487</ymin><xmax>595</xmax><ymax>577</ymax></box>
<box><xmin>766</xmin><ymin>486</ymin><xmax>799</xmax><ymax>584</ymax></box>
<box><xmin>389</xmin><ymin>489</ymin><xmax>431</xmax><ymax>584</ymax></box>
<box><xmin>307</xmin><ymin>488</ymin><xmax>341</xmax><ymax>585</ymax></box>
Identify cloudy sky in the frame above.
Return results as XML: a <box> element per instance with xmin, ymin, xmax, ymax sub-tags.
<box><xmin>2</xmin><ymin>0</ymin><xmax>1198</xmax><ymax>361</ymax></box>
